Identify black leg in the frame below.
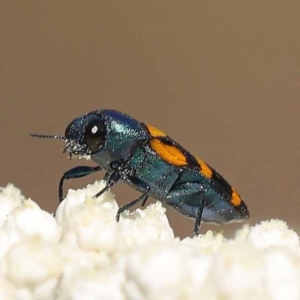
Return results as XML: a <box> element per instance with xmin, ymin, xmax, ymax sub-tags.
<box><xmin>116</xmin><ymin>175</ymin><xmax>150</xmax><ymax>221</ymax></box>
<box><xmin>141</xmin><ymin>195</ymin><xmax>149</xmax><ymax>206</ymax></box>
<box><xmin>116</xmin><ymin>193</ymin><xmax>149</xmax><ymax>221</ymax></box>
<box><xmin>164</xmin><ymin>182</ymin><xmax>206</xmax><ymax>236</ymax></box>
<box><xmin>59</xmin><ymin>165</ymin><xmax>102</xmax><ymax>202</ymax></box>
<box><xmin>103</xmin><ymin>172</ymin><xmax>110</xmax><ymax>182</ymax></box>
<box><xmin>93</xmin><ymin>158</ymin><xmax>133</xmax><ymax>199</ymax></box>
<box><xmin>93</xmin><ymin>170</ymin><xmax>121</xmax><ymax>198</ymax></box>
<box><xmin>92</xmin><ymin>144</ymin><xmax>147</xmax><ymax>200</ymax></box>
<box><xmin>193</xmin><ymin>203</ymin><xmax>205</xmax><ymax>236</ymax></box>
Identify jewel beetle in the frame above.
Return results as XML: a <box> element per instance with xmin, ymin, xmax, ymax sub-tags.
<box><xmin>31</xmin><ymin>109</ymin><xmax>249</xmax><ymax>235</ymax></box>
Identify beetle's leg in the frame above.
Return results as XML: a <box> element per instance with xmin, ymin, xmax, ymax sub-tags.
<box><xmin>193</xmin><ymin>203</ymin><xmax>205</xmax><ymax>236</ymax></box>
<box><xmin>166</xmin><ymin>194</ymin><xmax>205</xmax><ymax>236</ymax></box>
<box><xmin>165</xmin><ymin>182</ymin><xmax>206</xmax><ymax>236</ymax></box>
<box><xmin>94</xmin><ymin>170</ymin><xmax>121</xmax><ymax>198</ymax></box>
<box><xmin>94</xmin><ymin>142</ymin><xmax>148</xmax><ymax>201</ymax></box>
<box><xmin>141</xmin><ymin>195</ymin><xmax>149</xmax><ymax>207</ymax></box>
<box><xmin>116</xmin><ymin>176</ymin><xmax>150</xmax><ymax>221</ymax></box>
<box><xmin>116</xmin><ymin>193</ymin><xmax>149</xmax><ymax>222</ymax></box>
<box><xmin>59</xmin><ymin>165</ymin><xmax>102</xmax><ymax>202</ymax></box>
<box><xmin>94</xmin><ymin>153</ymin><xmax>142</xmax><ymax>199</ymax></box>
<box><xmin>103</xmin><ymin>172</ymin><xmax>110</xmax><ymax>182</ymax></box>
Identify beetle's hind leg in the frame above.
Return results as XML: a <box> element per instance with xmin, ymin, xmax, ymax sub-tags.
<box><xmin>165</xmin><ymin>183</ymin><xmax>206</xmax><ymax>236</ymax></box>
<box><xmin>193</xmin><ymin>204</ymin><xmax>205</xmax><ymax>236</ymax></box>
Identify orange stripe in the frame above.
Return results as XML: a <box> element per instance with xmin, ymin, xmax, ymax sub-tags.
<box><xmin>149</xmin><ymin>138</ymin><xmax>187</xmax><ymax>166</ymax></box>
<box><xmin>146</xmin><ymin>124</ymin><xmax>166</xmax><ymax>137</ymax></box>
<box><xmin>231</xmin><ymin>188</ymin><xmax>242</xmax><ymax>206</ymax></box>
<box><xmin>195</xmin><ymin>157</ymin><xmax>213</xmax><ymax>178</ymax></box>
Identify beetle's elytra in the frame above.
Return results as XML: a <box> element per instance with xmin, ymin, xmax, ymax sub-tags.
<box><xmin>31</xmin><ymin>109</ymin><xmax>249</xmax><ymax>235</ymax></box>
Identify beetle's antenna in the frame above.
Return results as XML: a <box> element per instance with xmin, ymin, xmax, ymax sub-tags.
<box><xmin>30</xmin><ymin>133</ymin><xmax>66</xmax><ymax>140</ymax></box>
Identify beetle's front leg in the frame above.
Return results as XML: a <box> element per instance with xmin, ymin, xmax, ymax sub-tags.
<box><xmin>58</xmin><ymin>165</ymin><xmax>102</xmax><ymax>202</ymax></box>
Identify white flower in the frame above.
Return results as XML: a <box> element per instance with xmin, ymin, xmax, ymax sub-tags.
<box><xmin>0</xmin><ymin>184</ymin><xmax>25</xmax><ymax>226</ymax></box>
<box><xmin>5</xmin><ymin>239</ymin><xmax>62</xmax><ymax>300</ymax></box>
<box><xmin>0</xmin><ymin>182</ymin><xmax>299</xmax><ymax>299</ymax></box>
<box><xmin>247</xmin><ymin>219</ymin><xmax>300</xmax><ymax>253</ymax></box>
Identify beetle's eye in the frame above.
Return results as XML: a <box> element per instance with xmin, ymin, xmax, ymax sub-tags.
<box><xmin>84</xmin><ymin>115</ymin><xmax>106</xmax><ymax>153</ymax></box>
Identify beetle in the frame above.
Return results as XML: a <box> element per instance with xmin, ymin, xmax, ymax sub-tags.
<box><xmin>31</xmin><ymin>109</ymin><xmax>249</xmax><ymax>235</ymax></box>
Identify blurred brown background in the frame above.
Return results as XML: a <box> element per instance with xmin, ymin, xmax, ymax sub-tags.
<box><xmin>0</xmin><ymin>1</ymin><xmax>299</xmax><ymax>238</ymax></box>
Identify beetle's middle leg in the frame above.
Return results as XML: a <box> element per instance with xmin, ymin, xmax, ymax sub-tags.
<box><xmin>116</xmin><ymin>176</ymin><xmax>150</xmax><ymax>222</ymax></box>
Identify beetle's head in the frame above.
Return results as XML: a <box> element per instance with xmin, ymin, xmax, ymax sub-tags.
<box><xmin>30</xmin><ymin>112</ymin><xmax>106</xmax><ymax>159</ymax></box>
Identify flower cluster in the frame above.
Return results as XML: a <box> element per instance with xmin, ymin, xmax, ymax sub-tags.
<box><xmin>0</xmin><ymin>182</ymin><xmax>299</xmax><ymax>300</ymax></box>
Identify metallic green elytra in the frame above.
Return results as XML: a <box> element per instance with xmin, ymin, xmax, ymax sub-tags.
<box><xmin>30</xmin><ymin>109</ymin><xmax>249</xmax><ymax>235</ymax></box>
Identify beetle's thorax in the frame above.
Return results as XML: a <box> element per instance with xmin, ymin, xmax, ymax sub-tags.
<box><xmin>90</xmin><ymin>110</ymin><xmax>148</xmax><ymax>170</ymax></box>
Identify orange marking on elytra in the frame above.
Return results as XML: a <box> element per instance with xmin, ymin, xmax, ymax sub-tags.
<box><xmin>231</xmin><ymin>188</ymin><xmax>242</xmax><ymax>206</ymax></box>
<box><xmin>195</xmin><ymin>157</ymin><xmax>213</xmax><ymax>179</ymax></box>
<box><xmin>149</xmin><ymin>138</ymin><xmax>187</xmax><ymax>166</ymax></box>
<box><xmin>146</xmin><ymin>124</ymin><xmax>166</xmax><ymax>137</ymax></box>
